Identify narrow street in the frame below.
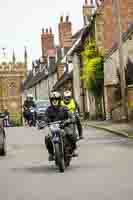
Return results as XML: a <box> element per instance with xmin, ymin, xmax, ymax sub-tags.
<box><xmin>0</xmin><ymin>126</ymin><xmax>133</xmax><ymax>200</ymax></box>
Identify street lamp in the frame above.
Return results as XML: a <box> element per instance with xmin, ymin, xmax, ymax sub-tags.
<box><xmin>32</xmin><ymin>60</ymin><xmax>39</xmax><ymax>100</ymax></box>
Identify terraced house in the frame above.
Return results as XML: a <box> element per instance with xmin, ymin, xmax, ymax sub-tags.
<box><xmin>23</xmin><ymin>16</ymin><xmax>73</xmax><ymax>101</ymax></box>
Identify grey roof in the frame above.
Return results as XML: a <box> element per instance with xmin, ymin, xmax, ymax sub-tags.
<box><xmin>72</xmin><ymin>28</ymin><xmax>84</xmax><ymax>39</ymax></box>
<box><xmin>53</xmin><ymin>71</ymin><xmax>73</xmax><ymax>90</ymax></box>
<box><xmin>23</xmin><ymin>70</ymin><xmax>33</xmax><ymax>89</ymax></box>
<box><xmin>23</xmin><ymin>55</ymin><xmax>57</xmax><ymax>90</ymax></box>
<box><xmin>69</xmin><ymin>23</ymin><xmax>94</xmax><ymax>56</ymax></box>
<box><xmin>23</xmin><ymin>66</ymin><xmax>56</xmax><ymax>90</ymax></box>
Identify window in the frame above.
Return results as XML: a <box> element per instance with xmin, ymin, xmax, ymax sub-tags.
<box><xmin>9</xmin><ymin>82</ymin><xmax>17</xmax><ymax>96</ymax></box>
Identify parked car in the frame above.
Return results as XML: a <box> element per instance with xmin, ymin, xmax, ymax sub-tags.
<box><xmin>35</xmin><ymin>100</ymin><xmax>50</xmax><ymax>120</ymax></box>
<box><xmin>0</xmin><ymin>112</ymin><xmax>6</xmax><ymax>156</ymax></box>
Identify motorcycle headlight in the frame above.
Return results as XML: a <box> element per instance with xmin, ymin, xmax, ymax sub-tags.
<box><xmin>49</xmin><ymin>124</ymin><xmax>60</xmax><ymax>132</ymax></box>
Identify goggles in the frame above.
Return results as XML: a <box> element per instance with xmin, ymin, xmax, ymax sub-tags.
<box><xmin>64</xmin><ymin>96</ymin><xmax>71</xmax><ymax>101</ymax></box>
<box><xmin>51</xmin><ymin>98</ymin><xmax>60</xmax><ymax>106</ymax></box>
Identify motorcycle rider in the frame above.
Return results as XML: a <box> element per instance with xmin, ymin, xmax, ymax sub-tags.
<box><xmin>23</xmin><ymin>94</ymin><xmax>36</xmax><ymax>124</ymax></box>
<box><xmin>61</xmin><ymin>90</ymin><xmax>83</xmax><ymax>140</ymax></box>
<box><xmin>44</xmin><ymin>91</ymin><xmax>78</xmax><ymax>161</ymax></box>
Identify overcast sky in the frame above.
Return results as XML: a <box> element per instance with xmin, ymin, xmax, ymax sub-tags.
<box><xmin>0</xmin><ymin>0</ymin><xmax>85</xmax><ymax>67</ymax></box>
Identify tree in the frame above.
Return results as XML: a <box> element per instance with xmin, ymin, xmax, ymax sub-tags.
<box><xmin>81</xmin><ymin>41</ymin><xmax>104</xmax><ymax>119</ymax></box>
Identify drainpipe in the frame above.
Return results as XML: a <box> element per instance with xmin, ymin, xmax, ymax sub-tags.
<box><xmin>35</xmin><ymin>85</ymin><xmax>37</xmax><ymax>100</ymax></box>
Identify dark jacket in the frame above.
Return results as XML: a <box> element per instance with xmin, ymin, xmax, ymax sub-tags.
<box><xmin>44</xmin><ymin>105</ymin><xmax>73</xmax><ymax>123</ymax></box>
<box><xmin>23</xmin><ymin>100</ymin><xmax>36</xmax><ymax>111</ymax></box>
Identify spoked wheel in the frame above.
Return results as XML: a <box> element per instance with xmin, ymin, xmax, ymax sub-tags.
<box><xmin>54</xmin><ymin>143</ymin><xmax>65</xmax><ymax>173</ymax></box>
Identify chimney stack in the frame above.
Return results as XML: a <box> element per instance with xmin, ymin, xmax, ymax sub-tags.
<box><xmin>41</xmin><ymin>27</ymin><xmax>55</xmax><ymax>58</ymax></box>
<box><xmin>58</xmin><ymin>15</ymin><xmax>72</xmax><ymax>48</ymax></box>
<box><xmin>83</xmin><ymin>0</ymin><xmax>94</xmax><ymax>25</ymax></box>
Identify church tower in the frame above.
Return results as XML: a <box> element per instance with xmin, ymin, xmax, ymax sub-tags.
<box><xmin>24</xmin><ymin>46</ymin><xmax>28</xmax><ymax>72</ymax></box>
<box><xmin>12</xmin><ymin>50</ymin><xmax>16</xmax><ymax>65</ymax></box>
<box><xmin>0</xmin><ymin>48</ymin><xmax>28</xmax><ymax>124</ymax></box>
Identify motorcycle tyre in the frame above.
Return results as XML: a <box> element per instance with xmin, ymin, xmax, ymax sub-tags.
<box><xmin>54</xmin><ymin>143</ymin><xmax>65</xmax><ymax>173</ymax></box>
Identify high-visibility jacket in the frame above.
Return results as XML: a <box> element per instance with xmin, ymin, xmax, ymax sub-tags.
<box><xmin>61</xmin><ymin>99</ymin><xmax>76</xmax><ymax>113</ymax></box>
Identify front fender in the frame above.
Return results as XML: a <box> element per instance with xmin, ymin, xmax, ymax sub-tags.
<box><xmin>52</xmin><ymin>134</ymin><xmax>60</xmax><ymax>143</ymax></box>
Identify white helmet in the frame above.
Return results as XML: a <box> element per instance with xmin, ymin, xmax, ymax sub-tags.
<box><xmin>64</xmin><ymin>90</ymin><xmax>72</xmax><ymax>98</ymax></box>
<box><xmin>27</xmin><ymin>94</ymin><xmax>33</xmax><ymax>99</ymax></box>
<box><xmin>63</xmin><ymin>90</ymin><xmax>72</xmax><ymax>104</ymax></box>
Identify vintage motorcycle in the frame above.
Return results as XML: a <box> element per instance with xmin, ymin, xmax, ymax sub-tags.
<box><xmin>24</xmin><ymin>107</ymin><xmax>36</xmax><ymax>127</ymax></box>
<box><xmin>42</xmin><ymin>120</ymin><xmax>73</xmax><ymax>173</ymax></box>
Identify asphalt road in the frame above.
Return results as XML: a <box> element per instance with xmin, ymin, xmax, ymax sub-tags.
<box><xmin>0</xmin><ymin>126</ymin><xmax>133</xmax><ymax>200</ymax></box>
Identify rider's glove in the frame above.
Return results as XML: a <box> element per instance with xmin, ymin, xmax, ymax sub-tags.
<box><xmin>63</xmin><ymin>119</ymin><xmax>72</xmax><ymax>127</ymax></box>
<box><xmin>59</xmin><ymin>123</ymin><xmax>65</xmax><ymax>129</ymax></box>
<box><xmin>37</xmin><ymin>121</ymin><xmax>46</xmax><ymax>130</ymax></box>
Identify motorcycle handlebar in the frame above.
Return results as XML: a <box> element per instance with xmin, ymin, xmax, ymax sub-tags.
<box><xmin>46</xmin><ymin>120</ymin><xmax>63</xmax><ymax>126</ymax></box>
<box><xmin>37</xmin><ymin>120</ymin><xmax>64</xmax><ymax>130</ymax></box>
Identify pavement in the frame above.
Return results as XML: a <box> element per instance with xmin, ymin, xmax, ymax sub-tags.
<box><xmin>83</xmin><ymin>120</ymin><xmax>133</xmax><ymax>138</ymax></box>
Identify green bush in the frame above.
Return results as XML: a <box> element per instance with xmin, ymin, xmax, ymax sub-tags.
<box><xmin>10</xmin><ymin>119</ymin><xmax>22</xmax><ymax>127</ymax></box>
<box><xmin>10</xmin><ymin>113</ymin><xmax>22</xmax><ymax>127</ymax></box>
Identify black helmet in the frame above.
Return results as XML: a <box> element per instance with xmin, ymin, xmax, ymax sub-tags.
<box><xmin>49</xmin><ymin>91</ymin><xmax>61</xmax><ymax>107</ymax></box>
<box><xmin>26</xmin><ymin>94</ymin><xmax>33</xmax><ymax>101</ymax></box>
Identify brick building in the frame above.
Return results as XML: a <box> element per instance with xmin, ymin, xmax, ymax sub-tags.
<box><xmin>23</xmin><ymin>27</ymin><xmax>57</xmax><ymax>101</ymax></box>
<box><xmin>103</xmin><ymin>0</ymin><xmax>133</xmax><ymax>50</ymax></box>
<box><xmin>101</xmin><ymin>0</ymin><xmax>133</xmax><ymax>120</ymax></box>
<box><xmin>41</xmin><ymin>28</ymin><xmax>55</xmax><ymax>61</ymax></box>
<box><xmin>57</xmin><ymin>16</ymin><xmax>73</xmax><ymax>81</ymax></box>
<box><xmin>23</xmin><ymin>15</ymin><xmax>73</xmax><ymax>100</ymax></box>
<box><xmin>58</xmin><ymin>16</ymin><xmax>72</xmax><ymax>49</ymax></box>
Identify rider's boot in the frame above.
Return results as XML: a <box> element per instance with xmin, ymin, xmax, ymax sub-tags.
<box><xmin>45</xmin><ymin>136</ymin><xmax>54</xmax><ymax>161</ymax></box>
<box><xmin>48</xmin><ymin>154</ymin><xmax>54</xmax><ymax>161</ymax></box>
<box><xmin>72</xmin><ymin>143</ymin><xmax>78</xmax><ymax>157</ymax></box>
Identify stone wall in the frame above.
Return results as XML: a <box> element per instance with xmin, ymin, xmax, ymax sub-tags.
<box><xmin>104</xmin><ymin>30</ymin><xmax>133</xmax><ymax>120</ymax></box>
